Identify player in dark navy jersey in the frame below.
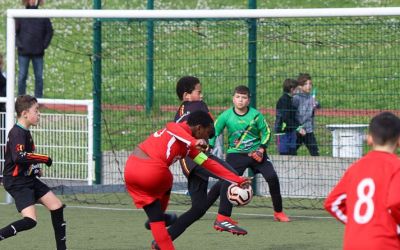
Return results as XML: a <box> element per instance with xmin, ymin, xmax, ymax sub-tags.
<box><xmin>0</xmin><ymin>95</ymin><xmax>67</xmax><ymax>250</ymax></box>
<box><xmin>168</xmin><ymin>77</ymin><xmax>247</xmax><ymax>238</ymax></box>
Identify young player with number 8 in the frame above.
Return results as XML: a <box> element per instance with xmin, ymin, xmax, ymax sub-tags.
<box><xmin>324</xmin><ymin>112</ymin><xmax>400</xmax><ymax>249</ymax></box>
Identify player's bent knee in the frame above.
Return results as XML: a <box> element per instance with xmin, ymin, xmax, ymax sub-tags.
<box><xmin>50</xmin><ymin>204</ymin><xmax>66</xmax><ymax>217</ymax></box>
<box><xmin>21</xmin><ymin>217</ymin><xmax>37</xmax><ymax>231</ymax></box>
<box><xmin>57</xmin><ymin>203</ymin><xmax>66</xmax><ymax>210</ymax></box>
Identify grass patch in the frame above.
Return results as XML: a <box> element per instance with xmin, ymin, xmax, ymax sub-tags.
<box><xmin>0</xmin><ymin>186</ymin><xmax>343</xmax><ymax>250</ymax></box>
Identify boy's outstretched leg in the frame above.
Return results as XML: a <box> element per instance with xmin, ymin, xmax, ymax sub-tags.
<box><xmin>0</xmin><ymin>204</ymin><xmax>37</xmax><ymax>240</ymax></box>
<box><xmin>213</xmin><ymin>180</ymin><xmax>247</xmax><ymax>235</ymax></box>
<box><xmin>51</xmin><ymin>204</ymin><xmax>67</xmax><ymax>250</ymax></box>
<box><xmin>0</xmin><ymin>217</ymin><xmax>37</xmax><ymax>240</ymax></box>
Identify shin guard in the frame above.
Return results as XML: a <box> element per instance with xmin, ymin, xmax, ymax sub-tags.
<box><xmin>51</xmin><ymin>204</ymin><xmax>67</xmax><ymax>250</ymax></box>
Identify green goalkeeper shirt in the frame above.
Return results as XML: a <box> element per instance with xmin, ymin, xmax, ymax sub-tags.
<box><xmin>209</xmin><ymin>107</ymin><xmax>271</xmax><ymax>153</ymax></box>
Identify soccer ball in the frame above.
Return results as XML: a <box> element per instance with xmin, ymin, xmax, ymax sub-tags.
<box><xmin>227</xmin><ymin>183</ymin><xmax>253</xmax><ymax>206</ymax></box>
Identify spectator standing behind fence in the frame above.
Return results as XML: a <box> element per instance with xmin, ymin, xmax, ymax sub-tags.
<box><xmin>0</xmin><ymin>54</ymin><xmax>6</xmax><ymax>182</ymax></box>
<box><xmin>293</xmin><ymin>73</ymin><xmax>320</xmax><ymax>156</ymax></box>
<box><xmin>275</xmin><ymin>79</ymin><xmax>305</xmax><ymax>155</ymax></box>
<box><xmin>0</xmin><ymin>53</ymin><xmax>6</xmax><ymax>111</ymax></box>
<box><xmin>16</xmin><ymin>0</ymin><xmax>53</xmax><ymax>98</ymax></box>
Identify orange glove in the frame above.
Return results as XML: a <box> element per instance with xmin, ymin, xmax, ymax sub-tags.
<box><xmin>248</xmin><ymin>147</ymin><xmax>265</xmax><ymax>163</ymax></box>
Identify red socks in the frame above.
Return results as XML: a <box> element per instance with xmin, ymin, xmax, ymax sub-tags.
<box><xmin>149</xmin><ymin>221</ymin><xmax>174</xmax><ymax>250</ymax></box>
<box><xmin>216</xmin><ymin>213</ymin><xmax>230</xmax><ymax>221</ymax></box>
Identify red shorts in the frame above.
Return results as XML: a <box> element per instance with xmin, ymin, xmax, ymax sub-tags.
<box><xmin>124</xmin><ymin>155</ymin><xmax>173</xmax><ymax>208</ymax></box>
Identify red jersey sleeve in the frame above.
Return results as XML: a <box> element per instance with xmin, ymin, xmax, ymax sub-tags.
<box><xmin>188</xmin><ymin>148</ymin><xmax>245</xmax><ymax>185</ymax></box>
<box><xmin>165</xmin><ymin>122</ymin><xmax>197</xmax><ymax>147</ymax></box>
<box><xmin>388</xmin><ymin>169</ymin><xmax>400</xmax><ymax>224</ymax></box>
<box><xmin>324</xmin><ymin>173</ymin><xmax>348</xmax><ymax>224</ymax></box>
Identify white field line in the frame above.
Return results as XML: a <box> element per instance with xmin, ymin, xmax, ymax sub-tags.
<box><xmin>0</xmin><ymin>203</ymin><xmax>333</xmax><ymax>219</ymax></box>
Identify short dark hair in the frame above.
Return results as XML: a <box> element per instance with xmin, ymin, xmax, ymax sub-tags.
<box><xmin>369</xmin><ymin>112</ymin><xmax>400</xmax><ymax>146</ymax></box>
<box><xmin>297</xmin><ymin>73</ymin><xmax>312</xmax><ymax>86</ymax></box>
<box><xmin>233</xmin><ymin>85</ymin><xmax>250</xmax><ymax>97</ymax></box>
<box><xmin>176</xmin><ymin>76</ymin><xmax>200</xmax><ymax>101</ymax></box>
<box><xmin>187</xmin><ymin>110</ymin><xmax>213</xmax><ymax>128</ymax></box>
<box><xmin>22</xmin><ymin>0</ymin><xmax>44</xmax><ymax>6</ymax></box>
<box><xmin>283</xmin><ymin>78</ymin><xmax>298</xmax><ymax>93</ymax></box>
<box><xmin>15</xmin><ymin>95</ymin><xmax>37</xmax><ymax>118</ymax></box>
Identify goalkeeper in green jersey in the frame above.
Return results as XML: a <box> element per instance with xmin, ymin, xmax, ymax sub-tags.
<box><xmin>209</xmin><ymin>85</ymin><xmax>290</xmax><ymax>234</ymax></box>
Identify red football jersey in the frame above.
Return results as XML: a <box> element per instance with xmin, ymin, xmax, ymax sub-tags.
<box><xmin>139</xmin><ymin>122</ymin><xmax>197</xmax><ymax>166</ymax></box>
<box><xmin>139</xmin><ymin>122</ymin><xmax>243</xmax><ymax>184</ymax></box>
<box><xmin>324</xmin><ymin>151</ymin><xmax>400</xmax><ymax>250</ymax></box>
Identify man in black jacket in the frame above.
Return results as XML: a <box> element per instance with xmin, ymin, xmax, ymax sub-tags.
<box><xmin>0</xmin><ymin>53</ymin><xmax>5</xmax><ymax>182</ymax></box>
<box><xmin>0</xmin><ymin>53</ymin><xmax>6</xmax><ymax>112</ymax></box>
<box><xmin>17</xmin><ymin>0</ymin><xmax>53</xmax><ymax>98</ymax></box>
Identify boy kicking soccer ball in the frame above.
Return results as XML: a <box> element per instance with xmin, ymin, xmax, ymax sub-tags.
<box><xmin>0</xmin><ymin>95</ymin><xmax>67</xmax><ymax>250</ymax></box>
<box><xmin>124</xmin><ymin>110</ymin><xmax>251</xmax><ymax>249</ymax></box>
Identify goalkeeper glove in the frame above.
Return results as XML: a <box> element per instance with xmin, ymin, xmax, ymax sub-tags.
<box><xmin>45</xmin><ymin>157</ymin><xmax>53</xmax><ymax>167</ymax></box>
<box><xmin>29</xmin><ymin>164</ymin><xmax>42</xmax><ymax>177</ymax></box>
<box><xmin>248</xmin><ymin>147</ymin><xmax>265</xmax><ymax>163</ymax></box>
<box><xmin>238</xmin><ymin>177</ymin><xmax>253</xmax><ymax>189</ymax></box>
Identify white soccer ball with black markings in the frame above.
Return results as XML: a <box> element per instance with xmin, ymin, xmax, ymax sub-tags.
<box><xmin>227</xmin><ymin>183</ymin><xmax>253</xmax><ymax>206</ymax></box>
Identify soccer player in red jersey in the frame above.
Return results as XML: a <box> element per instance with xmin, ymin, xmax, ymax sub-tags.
<box><xmin>124</xmin><ymin>110</ymin><xmax>250</xmax><ymax>250</ymax></box>
<box><xmin>324</xmin><ymin>112</ymin><xmax>400</xmax><ymax>250</ymax></box>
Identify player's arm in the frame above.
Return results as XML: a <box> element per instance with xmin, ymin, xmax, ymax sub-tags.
<box><xmin>248</xmin><ymin>114</ymin><xmax>270</xmax><ymax>162</ymax></box>
<box><xmin>15</xmin><ymin>19</ymin><xmax>20</xmax><ymax>34</ymax></box>
<box><xmin>188</xmin><ymin>148</ymin><xmax>248</xmax><ymax>186</ymax></box>
<box><xmin>275</xmin><ymin>98</ymin><xmax>285</xmax><ymax>133</ymax></box>
<box><xmin>292</xmin><ymin>95</ymin><xmax>299</xmax><ymax>107</ymax></box>
<box><xmin>280</xmin><ymin>99</ymin><xmax>293</xmax><ymax>127</ymax></box>
<box><xmin>9</xmin><ymin>133</ymin><xmax>52</xmax><ymax>166</ymax></box>
<box><xmin>16</xmin><ymin>151</ymin><xmax>52</xmax><ymax>166</ymax></box>
<box><xmin>387</xmin><ymin>170</ymin><xmax>400</xmax><ymax>224</ymax></box>
<box><xmin>257</xmin><ymin>113</ymin><xmax>271</xmax><ymax>148</ymax></box>
<box><xmin>209</xmin><ymin>111</ymin><xmax>227</xmax><ymax>148</ymax></box>
<box><xmin>324</xmin><ymin>174</ymin><xmax>348</xmax><ymax>224</ymax></box>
